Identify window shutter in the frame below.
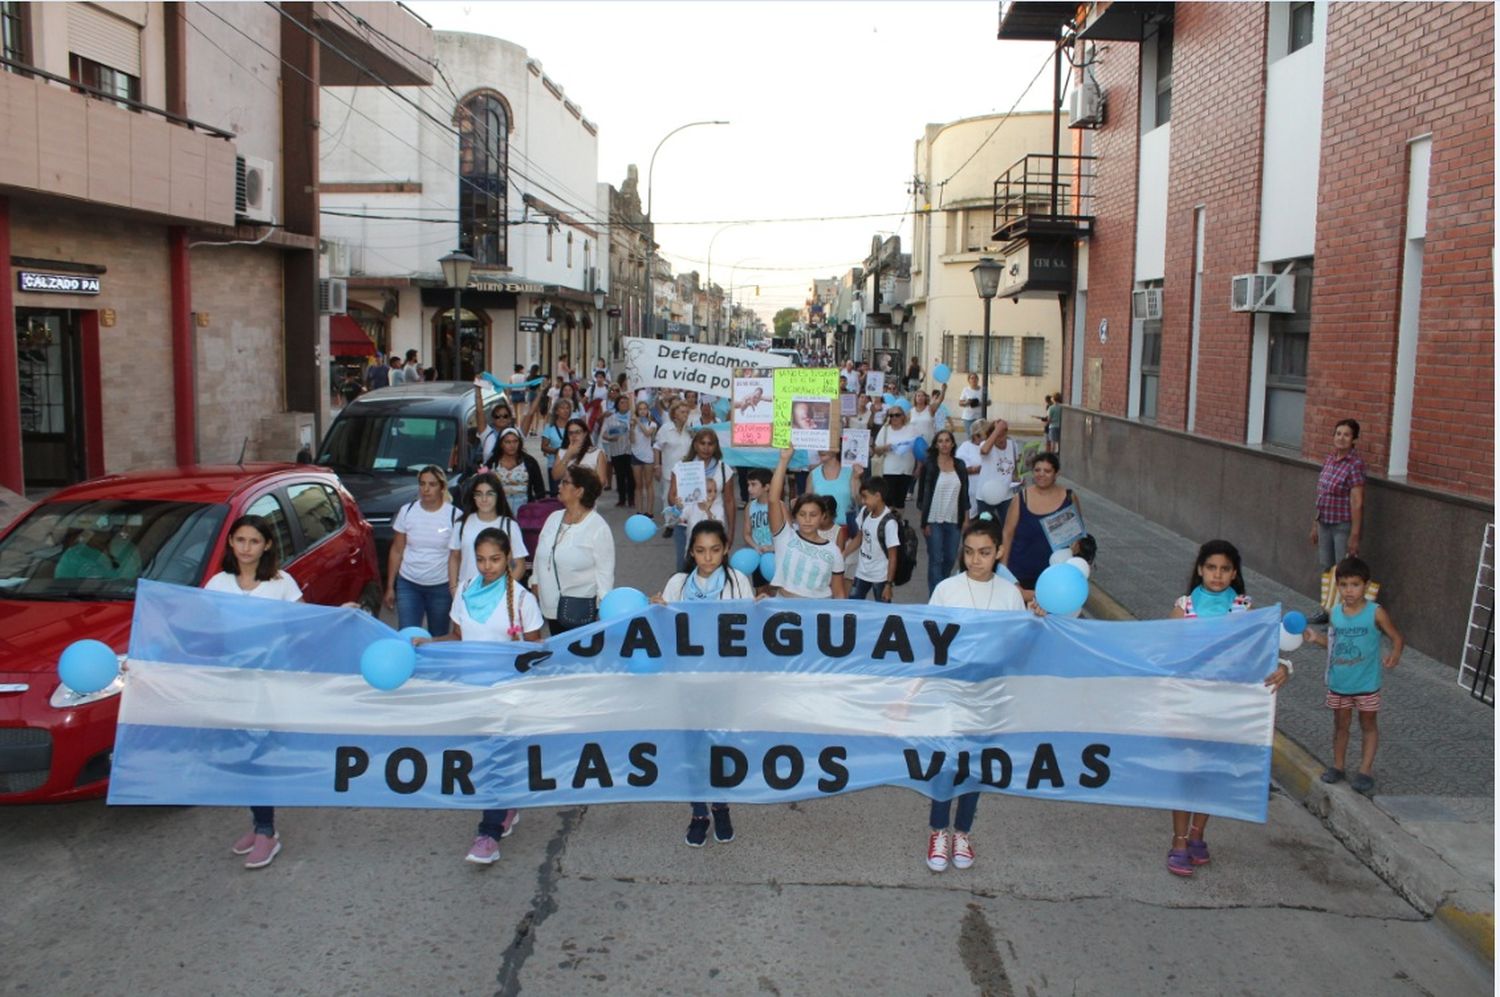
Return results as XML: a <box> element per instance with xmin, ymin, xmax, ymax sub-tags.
<box><xmin>68</xmin><ymin>4</ymin><xmax>140</xmax><ymax>77</ymax></box>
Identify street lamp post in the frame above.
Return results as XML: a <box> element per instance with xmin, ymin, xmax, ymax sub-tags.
<box><xmin>970</xmin><ymin>256</ymin><xmax>1003</xmax><ymax>418</ymax></box>
<box><xmin>593</xmin><ymin>288</ymin><xmax>607</xmax><ymax>365</ymax></box>
<box><xmin>439</xmin><ymin>250</ymin><xmax>475</xmax><ymax>382</ymax></box>
<box><xmin>644</xmin><ymin>120</ymin><xmax>728</xmax><ymax>340</ymax></box>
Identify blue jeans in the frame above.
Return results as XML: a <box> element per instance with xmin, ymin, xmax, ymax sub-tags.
<box><xmin>930</xmin><ymin>793</ymin><xmax>979</xmax><ymax>832</ymax></box>
<box><xmin>690</xmin><ymin>802</ymin><xmax>727</xmax><ymax>817</ymax></box>
<box><xmin>672</xmin><ymin>521</ymin><xmax>687</xmax><ymax>569</ymax></box>
<box><xmin>250</xmin><ymin>806</ymin><xmax>274</xmax><ymax>835</ymax></box>
<box><xmin>850</xmin><ymin>578</ymin><xmax>888</xmax><ymax>601</ymax></box>
<box><xmin>1317</xmin><ymin>520</ymin><xmax>1351</xmax><ymax>572</ymax></box>
<box><xmin>507</xmin><ymin>493</ymin><xmax>528</xmax><ymax>517</ymax></box>
<box><xmin>477</xmin><ymin>808</ymin><xmax>516</xmax><ymax>840</ymax></box>
<box><xmin>395</xmin><ymin>575</ymin><xmax>452</xmax><ymax>637</ymax></box>
<box><xmin>926</xmin><ymin>522</ymin><xmax>961</xmax><ymax>596</ymax></box>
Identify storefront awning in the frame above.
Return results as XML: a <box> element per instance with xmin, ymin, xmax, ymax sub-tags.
<box><xmin>330</xmin><ymin>314</ymin><xmax>376</xmax><ymax>357</ymax></box>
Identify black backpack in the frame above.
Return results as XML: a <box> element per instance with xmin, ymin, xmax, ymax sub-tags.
<box><xmin>871</xmin><ymin>509</ymin><xmax>920</xmax><ymax>587</ymax></box>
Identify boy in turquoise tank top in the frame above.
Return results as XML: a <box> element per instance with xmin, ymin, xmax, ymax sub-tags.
<box><xmin>1305</xmin><ymin>557</ymin><xmax>1404</xmax><ymax>796</ymax></box>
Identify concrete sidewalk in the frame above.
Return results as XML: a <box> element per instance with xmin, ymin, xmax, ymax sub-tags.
<box><xmin>1074</xmin><ymin>479</ymin><xmax>1495</xmax><ymax>965</ymax></box>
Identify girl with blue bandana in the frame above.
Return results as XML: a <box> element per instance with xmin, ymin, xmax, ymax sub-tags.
<box><xmin>420</xmin><ymin>527</ymin><xmax>543</xmax><ymax>866</ymax></box>
<box><xmin>1166</xmin><ymin>540</ymin><xmax>1291</xmax><ymax>878</ymax></box>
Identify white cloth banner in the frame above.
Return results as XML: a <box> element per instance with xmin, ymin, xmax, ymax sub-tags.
<box><xmin>623</xmin><ymin>337</ymin><xmax>791</xmax><ymax>397</ymax></box>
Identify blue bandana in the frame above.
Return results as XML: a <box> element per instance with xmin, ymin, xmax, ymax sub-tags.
<box><xmin>1189</xmin><ymin>584</ymin><xmax>1237</xmax><ymax>618</ymax></box>
<box><xmin>684</xmin><ymin>567</ymin><xmax>728</xmax><ymax>601</ymax></box>
<box><xmin>463</xmin><ymin>574</ymin><xmax>509</xmax><ymax>624</ymax></box>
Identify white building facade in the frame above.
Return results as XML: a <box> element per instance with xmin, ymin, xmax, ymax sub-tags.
<box><xmin>321</xmin><ymin>31</ymin><xmax>605</xmax><ymax>380</ymax></box>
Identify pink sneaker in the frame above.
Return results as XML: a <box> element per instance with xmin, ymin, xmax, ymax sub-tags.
<box><xmin>243</xmin><ymin>834</ymin><xmax>281</xmax><ymax>869</ymax></box>
<box><xmin>230</xmin><ymin>830</ymin><xmax>258</xmax><ymax>855</ymax></box>
<box><xmin>466</xmin><ymin>835</ymin><xmax>501</xmax><ymax>865</ymax></box>
<box><xmin>500</xmin><ymin>810</ymin><xmax>520</xmax><ymax>838</ymax></box>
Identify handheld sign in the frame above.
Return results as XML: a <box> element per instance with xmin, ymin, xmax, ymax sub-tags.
<box><xmin>730</xmin><ymin>368</ymin><xmax>776</xmax><ymax>446</ymax></box>
<box><xmin>772</xmin><ymin>368</ymin><xmax>840</xmax><ymax>450</ymax></box>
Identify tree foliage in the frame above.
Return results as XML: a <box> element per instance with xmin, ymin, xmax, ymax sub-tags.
<box><xmin>772</xmin><ymin>308</ymin><xmax>799</xmax><ymax>338</ymax></box>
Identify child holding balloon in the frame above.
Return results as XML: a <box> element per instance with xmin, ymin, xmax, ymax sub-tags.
<box><xmin>206</xmin><ymin>514</ymin><xmax>305</xmax><ymax>871</ymax></box>
<box><xmin>1165</xmin><ymin>540</ymin><xmax>1291</xmax><ymax>877</ymax></box>
<box><xmin>419</xmin><ymin>527</ymin><xmax>544</xmax><ymax>865</ymax></box>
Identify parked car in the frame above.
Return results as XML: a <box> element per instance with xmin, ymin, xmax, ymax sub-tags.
<box><xmin>0</xmin><ymin>465</ymin><xmax>379</xmax><ymax>804</ymax></box>
<box><xmin>315</xmin><ymin>381</ymin><xmax>502</xmax><ymax>572</ymax></box>
<box><xmin>767</xmin><ymin>348</ymin><xmax>803</xmax><ymax>367</ymax></box>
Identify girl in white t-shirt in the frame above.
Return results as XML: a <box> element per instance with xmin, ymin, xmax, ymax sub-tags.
<box><xmin>206</xmin><ymin>514</ymin><xmax>304</xmax><ymax>872</ymax></box>
<box><xmin>651</xmin><ymin>520</ymin><xmax>755</xmax><ymax>847</ymax></box>
<box><xmin>923</xmin><ymin>518</ymin><xmax>1030</xmax><ymax>875</ymax></box>
<box><xmin>384</xmin><ymin>465</ymin><xmax>459</xmax><ymax>637</ymax></box>
<box><xmin>448</xmin><ymin>471</ymin><xmax>528</xmax><ymax>593</ymax></box>
<box><xmin>421</xmin><ymin>527</ymin><xmax>544</xmax><ymax>866</ymax></box>
<box><xmin>767</xmin><ymin>447</ymin><xmax>847</xmax><ymax>599</ymax></box>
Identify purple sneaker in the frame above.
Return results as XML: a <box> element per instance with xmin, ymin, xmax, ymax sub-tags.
<box><xmin>1167</xmin><ymin>846</ymin><xmax>1193</xmax><ymax>877</ymax></box>
<box><xmin>1187</xmin><ymin>838</ymin><xmax>1211</xmax><ymax>866</ymax></box>
<box><xmin>466</xmin><ymin>835</ymin><xmax>501</xmax><ymax>865</ymax></box>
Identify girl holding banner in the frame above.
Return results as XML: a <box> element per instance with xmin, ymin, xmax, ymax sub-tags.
<box><xmin>420</xmin><ymin>527</ymin><xmax>543</xmax><ymax>865</ymax></box>
<box><xmin>768</xmin><ymin>447</ymin><xmax>848</xmax><ymax>599</ymax></box>
<box><xmin>207</xmin><ymin>514</ymin><xmax>304</xmax><ymax>871</ymax></box>
<box><xmin>652</xmin><ymin>520</ymin><xmax>756</xmax><ymax>847</ymax></box>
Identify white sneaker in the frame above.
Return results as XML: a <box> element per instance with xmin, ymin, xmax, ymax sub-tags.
<box><xmin>926</xmin><ymin>829</ymin><xmax>950</xmax><ymax>872</ymax></box>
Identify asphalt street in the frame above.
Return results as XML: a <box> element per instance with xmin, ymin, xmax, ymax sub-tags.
<box><xmin>1</xmin><ymin>486</ymin><xmax>1489</xmax><ymax>996</ymax></box>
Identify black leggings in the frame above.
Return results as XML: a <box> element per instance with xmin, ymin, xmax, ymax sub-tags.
<box><xmin>611</xmin><ymin>454</ymin><xmax>635</xmax><ymax>504</ymax></box>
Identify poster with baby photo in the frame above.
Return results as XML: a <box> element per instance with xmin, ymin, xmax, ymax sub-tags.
<box><xmin>864</xmin><ymin>370</ymin><xmax>885</xmax><ymax>397</ymax></box>
<box><xmin>673</xmin><ymin>460</ymin><xmax>708</xmax><ymax>510</ymax></box>
<box><xmin>841</xmin><ymin>428</ymin><xmax>870</xmax><ymax>468</ymax></box>
<box><xmin>771</xmin><ymin>367</ymin><xmax>840</xmax><ymax>449</ymax></box>
<box><xmin>730</xmin><ymin>368</ymin><xmax>775</xmax><ymax>446</ymax></box>
<box><xmin>788</xmin><ymin>397</ymin><xmax>833</xmax><ymax>450</ymax></box>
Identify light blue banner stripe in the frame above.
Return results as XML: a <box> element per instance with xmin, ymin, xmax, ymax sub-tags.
<box><xmin>107</xmin><ymin>724</ymin><xmax>1270</xmax><ymax>822</ymax></box>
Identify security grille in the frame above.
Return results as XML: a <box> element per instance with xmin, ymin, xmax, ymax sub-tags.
<box><xmin>1460</xmin><ymin>523</ymin><xmax>1494</xmax><ymax>705</ymax></box>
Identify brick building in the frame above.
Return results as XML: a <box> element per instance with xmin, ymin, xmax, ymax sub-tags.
<box><xmin>0</xmin><ymin>2</ymin><xmax>431</xmax><ymax>494</ymax></box>
<box><xmin>998</xmin><ymin>1</ymin><xmax>1493</xmax><ymax>658</ymax></box>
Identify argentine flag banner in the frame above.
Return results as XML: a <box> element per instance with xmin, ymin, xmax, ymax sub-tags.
<box><xmin>109</xmin><ymin>581</ymin><xmax>1280</xmax><ymax>822</ymax></box>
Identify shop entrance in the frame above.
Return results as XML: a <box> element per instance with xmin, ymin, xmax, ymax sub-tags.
<box><xmin>16</xmin><ymin>308</ymin><xmax>89</xmax><ymax>488</ymax></box>
<box><xmin>433</xmin><ymin>306</ymin><xmax>489</xmax><ymax>381</ymax></box>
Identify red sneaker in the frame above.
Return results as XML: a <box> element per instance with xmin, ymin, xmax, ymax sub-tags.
<box><xmin>926</xmin><ymin>829</ymin><xmax>951</xmax><ymax>872</ymax></box>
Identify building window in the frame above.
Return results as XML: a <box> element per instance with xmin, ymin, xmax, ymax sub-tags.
<box><xmin>69</xmin><ymin>53</ymin><xmax>139</xmax><ymax>109</ymax></box>
<box><xmin>1264</xmin><ymin>259</ymin><xmax>1314</xmax><ymax>449</ymax></box>
<box><xmin>941</xmin><ymin>334</ymin><xmax>955</xmax><ymax>368</ymax></box>
<box><xmin>997</xmin><ymin>336</ymin><xmax>1015</xmax><ymax>375</ymax></box>
<box><xmin>1138</xmin><ymin>279</ymin><xmax>1163</xmax><ymax>421</ymax></box>
<box><xmin>457</xmin><ymin>92</ymin><xmax>508</xmax><ymax>267</ymax></box>
<box><xmin>1151</xmin><ymin>22</ymin><xmax>1173</xmax><ymax>128</ymax></box>
<box><xmin>567</xmin><ymin>231</ymin><xmax>574</xmax><ymax>268</ymax></box>
<box><xmin>2</xmin><ymin>2</ymin><xmax>29</xmax><ymax>72</ymax></box>
<box><xmin>1022</xmin><ymin>336</ymin><xmax>1046</xmax><ymax>377</ymax></box>
<box><xmin>546</xmin><ymin>221</ymin><xmax>554</xmax><ymax>262</ymax></box>
<box><xmin>1288</xmin><ymin>2</ymin><xmax>1314</xmax><ymax>53</ymax></box>
<box><xmin>963</xmin><ymin>336</ymin><xmax>1008</xmax><ymax>374</ymax></box>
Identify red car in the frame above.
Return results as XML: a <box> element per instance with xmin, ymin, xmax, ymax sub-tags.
<box><xmin>0</xmin><ymin>465</ymin><xmax>380</xmax><ymax>804</ymax></box>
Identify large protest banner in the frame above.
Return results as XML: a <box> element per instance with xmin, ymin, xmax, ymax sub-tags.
<box><xmin>110</xmin><ymin>582</ymin><xmax>1279</xmax><ymax>821</ymax></box>
<box><xmin>622</xmin><ymin>338</ymin><xmax>791</xmax><ymax>397</ymax></box>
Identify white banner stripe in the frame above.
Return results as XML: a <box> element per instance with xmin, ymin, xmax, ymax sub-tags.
<box><xmin>120</xmin><ymin>661</ymin><xmax>1275</xmax><ymax>746</ymax></box>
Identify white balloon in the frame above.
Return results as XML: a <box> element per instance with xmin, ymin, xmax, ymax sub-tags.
<box><xmin>1049</xmin><ymin>549</ymin><xmax>1072</xmax><ymax>567</ymax></box>
<box><xmin>979</xmin><ymin>480</ymin><xmax>1007</xmax><ymax>505</ymax></box>
<box><xmin>1278</xmin><ymin>627</ymin><xmax>1303</xmax><ymax>653</ymax></box>
<box><xmin>1066</xmin><ymin>556</ymin><xmax>1092</xmax><ymax>580</ymax></box>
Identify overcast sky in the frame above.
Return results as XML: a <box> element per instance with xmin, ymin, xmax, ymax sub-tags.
<box><xmin>408</xmin><ymin>1</ymin><xmax>1058</xmax><ymax>321</ymax></box>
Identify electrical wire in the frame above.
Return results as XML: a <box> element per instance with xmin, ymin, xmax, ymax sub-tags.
<box><xmin>937</xmin><ymin>37</ymin><xmax>1065</xmax><ymax>188</ymax></box>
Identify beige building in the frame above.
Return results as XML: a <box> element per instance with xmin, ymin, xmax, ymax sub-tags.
<box><xmin>909</xmin><ymin>111</ymin><xmax>1062</xmax><ymax>427</ymax></box>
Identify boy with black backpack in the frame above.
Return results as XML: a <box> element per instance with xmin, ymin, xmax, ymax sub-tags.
<box><xmin>844</xmin><ymin>476</ymin><xmax>918</xmax><ymax>602</ymax></box>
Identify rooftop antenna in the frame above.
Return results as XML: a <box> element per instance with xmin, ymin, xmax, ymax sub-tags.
<box><xmin>236</xmin><ymin>437</ymin><xmax>249</xmax><ymax>468</ymax></box>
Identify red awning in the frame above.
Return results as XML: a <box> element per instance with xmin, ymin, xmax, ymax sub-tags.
<box><xmin>330</xmin><ymin>314</ymin><xmax>376</xmax><ymax>357</ymax></box>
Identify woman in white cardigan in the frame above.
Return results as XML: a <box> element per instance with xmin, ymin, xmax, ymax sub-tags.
<box><xmin>532</xmin><ymin>465</ymin><xmax>615</xmax><ymax>635</ymax></box>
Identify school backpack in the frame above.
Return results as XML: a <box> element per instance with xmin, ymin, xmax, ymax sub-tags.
<box><xmin>875</xmin><ymin>509</ymin><xmax>920</xmax><ymax>587</ymax></box>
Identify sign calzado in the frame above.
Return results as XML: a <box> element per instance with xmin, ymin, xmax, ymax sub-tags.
<box><xmin>18</xmin><ymin>271</ymin><xmax>101</xmax><ymax>295</ymax></box>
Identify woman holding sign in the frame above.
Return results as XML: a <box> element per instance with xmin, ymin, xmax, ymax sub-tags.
<box><xmin>768</xmin><ymin>447</ymin><xmax>848</xmax><ymax>599</ymax></box>
<box><xmin>667</xmin><ymin>428</ymin><xmax>736</xmax><ymax>569</ymax></box>
<box><xmin>1001</xmin><ymin>452</ymin><xmax>1082</xmax><ymax>596</ymax></box>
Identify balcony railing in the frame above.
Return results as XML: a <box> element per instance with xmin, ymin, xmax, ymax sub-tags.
<box><xmin>992</xmin><ymin>153</ymin><xmax>1096</xmax><ymax>243</ymax></box>
<box><xmin>0</xmin><ymin>55</ymin><xmax>235</xmax><ymax>139</ymax></box>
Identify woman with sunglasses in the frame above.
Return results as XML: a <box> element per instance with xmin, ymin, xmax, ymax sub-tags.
<box><xmin>532</xmin><ymin>466</ymin><xmax>614</xmax><ymax>635</ymax></box>
<box><xmin>449</xmin><ymin>471</ymin><xmax>528</xmax><ymax>593</ymax></box>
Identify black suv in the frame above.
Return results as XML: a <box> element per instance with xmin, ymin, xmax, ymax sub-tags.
<box><xmin>316</xmin><ymin>381</ymin><xmax>503</xmax><ymax>571</ymax></box>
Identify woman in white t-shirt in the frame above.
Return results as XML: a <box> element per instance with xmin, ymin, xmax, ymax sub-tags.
<box><xmin>629</xmin><ymin>400</ymin><xmax>659</xmax><ymax>519</ymax></box>
<box><xmin>668</xmin><ymin>428</ymin><xmax>736</xmax><ymax>569</ymax></box>
<box><xmin>420</xmin><ymin>526</ymin><xmax>544</xmax><ymax>866</ymax></box>
<box><xmin>767</xmin><ymin>447</ymin><xmax>847</xmax><ymax>599</ymax></box>
<box><xmin>959</xmin><ymin>373</ymin><xmax>984</xmax><ymax>432</ymax></box>
<box><xmin>205</xmin><ymin>514</ymin><xmax>304</xmax><ymax>872</ymax></box>
<box><xmin>384</xmin><ymin>465</ymin><xmax>459</xmax><ymax>637</ymax></box>
<box><xmin>924</xmin><ymin>518</ymin><xmax>1030</xmax><ymax>876</ymax></box>
<box><xmin>873</xmin><ymin>405</ymin><xmax>919</xmax><ymax>509</ymax></box>
<box><xmin>448</xmin><ymin>471</ymin><xmax>528</xmax><ymax>593</ymax></box>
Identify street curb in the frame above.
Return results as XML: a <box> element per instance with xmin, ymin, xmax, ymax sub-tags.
<box><xmin>1085</xmin><ymin>578</ymin><xmax>1495</xmax><ymax>968</ymax></box>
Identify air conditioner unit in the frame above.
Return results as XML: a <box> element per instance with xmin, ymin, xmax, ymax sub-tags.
<box><xmin>1230</xmin><ymin>273</ymin><xmax>1296</xmax><ymax>313</ymax></box>
<box><xmin>235</xmin><ymin>155</ymin><xmax>276</xmax><ymax>224</ymax></box>
<box><xmin>1131</xmin><ymin>287</ymin><xmax>1164</xmax><ymax>321</ymax></box>
<box><xmin>1068</xmin><ymin>81</ymin><xmax>1105</xmax><ymax>129</ymax></box>
<box><xmin>321</xmin><ymin>238</ymin><xmax>351</xmax><ymax>277</ymax></box>
<box><xmin>318</xmin><ymin>278</ymin><xmax>348</xmax><ymax>315</ymax></box>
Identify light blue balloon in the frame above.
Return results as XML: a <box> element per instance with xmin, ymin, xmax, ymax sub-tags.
<box><xmin>760</xmin><ymin>551</ymin><xmax>777</xmax><ymax>582</ymax></box>
<box><xmin>397</xmin><ymin>626</ymin><xmax>431</xmax><ymax>642</ymax></box>
<box><xmin>912</xmin><ymin>436</ymin><xmax>928</xmax><ymax>461</ymax></box>
<box><xmin>361</xmin><ymin>638</ymin><xmax>416</xmax><ymax>691</ymax></box>
<box><xmin>713</xmin><ymin>398</ymin><xmax>731</xmax><ymax>419</ymax></box>
<box><xmin>730</xmin><ymin>547</ymin><xmax>761</xmax><ymax>576</ymax></box>
<box><xmin>600</xmin><ymin>587</ymin><xmax>649</xmax><ymax>620</ymax></box>
<box><xmin>58</xmin><ymin>639</ymin><xmax>119</xmax><ymax>694</ymax></box>
<box><xmin>882</xmin><ymin>393</ymin><xmax>897</xmax><ymax>406</ymax></box>
<box><xmin>933</xmin><ymin>363</ymin><xmax>952</xmax><ymax>384</ymax></box>
<box><xmin>893</xmin><ymin>398</ymin><xmax>912</xmax><ymax>412</ymax></box>
<box><xmin>1282</xmin><ymin>611</ymin><xmax>1308</xmax><ymax>635</ymax></box>
<box><xmin>624</xmin><ymin>514</ymin><xmax>657</xmax><ymax>543</ymax></box>
<box><xmin>1035</xmin><ymin>564</ymin><xmax>1089</xmax><ymax>616</ymax></box>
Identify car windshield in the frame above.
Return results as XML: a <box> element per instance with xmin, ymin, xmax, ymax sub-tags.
<box><xmin>317</xmin><ymin>415</ymin><xmax>458</xmax><ymax>473</ymax></box>
<box><xmin>0</xmin><ymin>499</ymin><xmax>228</xmax><ymax>600</ymax></box>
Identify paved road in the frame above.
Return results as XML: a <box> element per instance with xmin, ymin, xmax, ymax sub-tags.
<box><xmin>1</xmin><ymin>484</ymin><xmax>1489</xmax><ymax>995</ymax></box>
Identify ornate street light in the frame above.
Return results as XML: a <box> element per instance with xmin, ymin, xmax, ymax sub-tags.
<box><xmin>971</xmin><ymin>256</ymin><xmax>1003</xmax><ymax>418</ymax></box>
<box><xmin>439</xmin><ymin>250</ymin><xmax>475</xmax><ymax>382</ymax></box>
